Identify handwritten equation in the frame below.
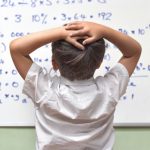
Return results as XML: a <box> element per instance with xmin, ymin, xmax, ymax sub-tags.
<box><xmin>0</xmin><ymin>12</ymin><xmax>112</xmax><ymax>25</ymax></box>
<box><xmin>0</xmin><ymin>0</ymin><xmax>108</xmax><ymax>8</ymax></box>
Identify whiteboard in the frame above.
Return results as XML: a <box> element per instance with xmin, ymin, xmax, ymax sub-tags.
<box><xmin>0</xmin><ymin>0</ymin><xmax>150</xmax><ymax>126</ymax></box>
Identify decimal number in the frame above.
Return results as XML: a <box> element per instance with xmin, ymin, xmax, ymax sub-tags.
<box><xmin>60</xmin><ymin>12</ymin><xmax>112</xmax><ymax>21</ymax></box>
<box><xmin>61</xmin><ymin>13</ymin><xmax>86</xmax><ymax>21</ymax></box>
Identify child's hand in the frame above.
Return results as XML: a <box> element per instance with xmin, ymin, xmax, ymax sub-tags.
<box><xmin>65</xmin><ymin>21</ymin><xmax>105</xmax><ymax>45</ymax></box>
<box><xmin>61</xmin><ymin>26</ymin><xmax>85</xmax><ymax>50</ymax></box>
<box><xmin>64</xmin><ymin>33</ymin><xmax>86</xmax><ymax>50</ymax></box>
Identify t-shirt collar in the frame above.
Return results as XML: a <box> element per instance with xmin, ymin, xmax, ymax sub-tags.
<box><xmin>60</xmin><ymin>76</ymin><xmax>95</xmax><ymax>86</ymax></box>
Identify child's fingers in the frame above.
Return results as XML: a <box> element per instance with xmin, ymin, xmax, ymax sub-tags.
<box><xmin>67</xmin><ymin>21</ymin><xmax>81</xmax><ymax>26</ymax></box>
<box><xmin>65</xmin><ymin>21</ymin><xmax>83</xmax><ymax>30</ymax></box>
<box><xmin>69</xmin><ymin>39</ymin><xmax>85</xmax><ymax>50</ymax></box>
<box><xmin>82</xmin><ymin>37</ymin><xmax>95</xmax><ymax>45</ymax></box>
<box><xmin>74</xmin><ymin>36</ymin><xmax>89</xmax><ymax>40</ymax></box>
<box><xmin>65</xmin><ymin>24</ymin><xmax>83</xmax><ymax>30</ymax></box>
<box><xmin>73</xmin><ymin>41</ymin><xmax>85</xmax><ymax>50</ymax></box>
<box><xmin>70</xmin><ymin>30</ymin><xmax>87</xmax><ymax>37</ymax></box>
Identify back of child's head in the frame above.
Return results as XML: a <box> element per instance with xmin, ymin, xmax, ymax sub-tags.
<box><xmin>52</xmin><ymin>38</ymin><xmax>105</xmax><ymax>81</ymax></box>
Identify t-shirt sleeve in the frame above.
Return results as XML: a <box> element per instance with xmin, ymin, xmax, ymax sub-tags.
<box><xmin>22</xmin><ymin>62</ymin><xmax>50</xmax><ymax>107</ymax></box>
<box><xmin>104</xmin><ymin>63</ymin><xmax>129</xmax><ymax>100</ymax></box>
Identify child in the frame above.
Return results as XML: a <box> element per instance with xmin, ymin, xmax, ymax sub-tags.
<box><xmin>10</xmin><ymin>21</ymin><xmax>141</xmax><ymax>150</ymax></box>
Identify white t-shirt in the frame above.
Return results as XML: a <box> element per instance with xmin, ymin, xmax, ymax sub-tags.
<box><xmin>23</xmin><ymin>63</ymin><xmax>129</xmax><ymax>150</ymax></box>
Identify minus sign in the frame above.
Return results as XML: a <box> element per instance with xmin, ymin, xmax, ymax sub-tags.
<box><xmin>18</xmin><ymin>2</ymin><xmax>28</xmax><ymax>5</ymax></box>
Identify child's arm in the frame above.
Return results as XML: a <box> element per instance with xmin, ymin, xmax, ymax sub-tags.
<box><xmin>66</xmin><ymin>21</ymin><xmax>142</xmax><ymax>77</ymax></box>
<box><xmin>10</xmin><ymin>26</ymin><xmax>84</xmax><ymax>80</ymax></box>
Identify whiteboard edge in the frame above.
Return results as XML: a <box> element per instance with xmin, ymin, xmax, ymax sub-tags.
<box><xmin>1</xmin><ymin>122</ymin><xmax>150</xmax><ymax>127</ymax></box>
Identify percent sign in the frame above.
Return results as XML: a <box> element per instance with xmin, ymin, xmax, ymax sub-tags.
<box><xmin>32</xmin><ymin>13</ymin><xmax>48</xmax><ymax>24</ymax></box>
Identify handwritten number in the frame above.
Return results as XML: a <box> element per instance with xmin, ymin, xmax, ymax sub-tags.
<box><xmin>9</xmin><ymin>0</ymin><xmax>14</xmax><ymax>6</ymax></box>
<box><xmin>1</xmin><ymin>0</ymin><xmax>15</xmax><ymax>7</ymax></box>
<box><xmin>1</xmin><ymin>0</ymin><xmax>8</xmax><ymax>7</ymax></box>
<box><xmin>61</xmin><ymin>13</ymin><xmax>67</xmax><ymax>21</ymax></box>
<box><xmin>15</xmin><ymin>14</ymin><xmax>22</xmax><ymax>23</ymax></box>
<box><xmin>98</xmin><ymin>12</ymin><xmax>112</xmax><ymax>20</ymax></box>
<box><xmin>31</xmin><ymin>0</ymin><xmax>37</xmax><ymax>7</ymax></box>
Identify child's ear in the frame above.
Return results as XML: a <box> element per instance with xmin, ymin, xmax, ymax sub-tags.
<box><xmin>52</xmin><ymin>57</ymin><xmax>59</xmax><ymax>70</ymax></box>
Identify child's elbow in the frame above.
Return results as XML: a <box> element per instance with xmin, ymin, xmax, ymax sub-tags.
<box><xmin>9</xmin><ymin>40</ymin><xmax>17</xmax><ymax>53</ymax></box>
<box><xmin>136</xmin><ymin>42</ymin><xmax>142</xmax><ymax>57</ymax></box>
<box><xmin>9</xmin><ymin>39</ymin><xmax>20</xmax><ymax>53</ymax></box>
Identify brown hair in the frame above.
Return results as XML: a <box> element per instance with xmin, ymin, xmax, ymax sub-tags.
<box><xmin>52</xmin><ymin>39</ymin><xmax>105</xmax><ymax>81</ymax></box>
